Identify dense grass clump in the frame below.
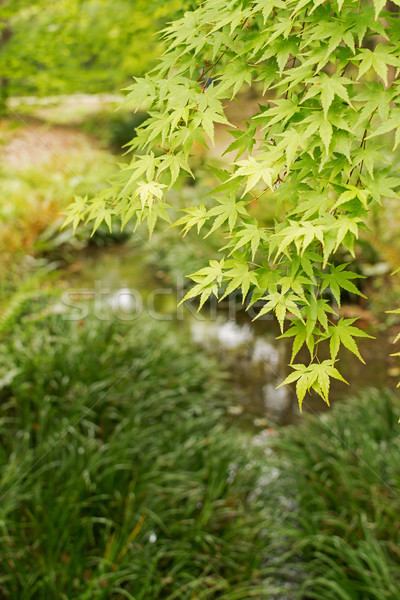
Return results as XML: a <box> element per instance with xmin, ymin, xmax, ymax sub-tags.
<box><xmin>0</xmin><ymin>312</ymin><xmax>276</xmax><ymax>599</ymax></box>
<box><xmin>276</xmin><ymin>389</ymin><xmax>400</xmax><ymax>600</ymax></box>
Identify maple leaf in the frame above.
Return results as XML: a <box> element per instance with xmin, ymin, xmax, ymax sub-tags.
<box><xmin>85</xmin><ymin>196</ymin><xmax>114</xmax><ymax>235</ymax></box>
<box><xmin>205</xmin><ymin>195</ymin><xmax>248</xmax><ymax>236</ymax></box>
<box><xmin>278</xmin><ymin>320</ymin><xmax>317</xmax><ymax>363</ymax></box>
<box><xmin>354</xmin><ymin>45</ymin><xmax>400</xmax><ymax>86</ymax></box>
<box><xmin>325</xmin><ymin>317</ymin><xmax>374</xmax><ymax>363</ymax></box>
<box><xmin>301</xmin><ymin>73</ymin><xmax>353</xmax><ymax>118</ymax></box>
<box><xmin>181</xmin><ymin>259</ymin><xmax>225</xmax><ymax>309</ymax></box>
<box><xmin>232</xmin><ymin>155</ymin><xmax>281</xmax><ymax>197</ymax></box>
<box><xmin>133</xmin><ymin>181</ymin><xmax>166</xmax><ymax>210</ymax></box>
<box><xmin>254</xmin><ymin>291</ymin><xmax>304</xmax><ymax>332</ymax></box>
<box><xmin>253</xmin><ymin>98</ymin><xmax>300</xmax><ymax>127</ymax></box>
<box><xmin>278</xmin><ymin>360</ymin><xmax>348</xmax><ymax>411</ymax></box>
<box><xmin>174</xmin><ymin>203</ymin><xmax>209</xmax><ymax>236</ymax></box>
<box><xmin>249</xmin><ymin>266</ymin><xmax>282</xmax><ymax>305</ymax></box>
<box><xmin>273</xmin><ymin>220</ymin><xmax>325</xmax><ymax>258</ymax></box>
<box><xmin>223</xmin><ymin>223</ymin><xmax>266</xmax><ymax>260</ymax></box>
<box><xmin>158</xmin><ymin>152</ymin><xmax>194</xmax><ymax>187</ymax></box>
<box><xmin>304</xmin><ymin>295</ymin><xmax>337</xmax><ymax>341</ymax></box>
<box><xmin>221</xmin><ymin>260</ymin><xmax>258</xmax><ymax>301</ymax></box>
<box><xmin>321</xmin><ymin>264</ymin><xmax>366</xmax><ymax>307</ymax></box>
<box><xmin>62</xmin><ymin>195</ymin><xmax>89</xmax><ymax>233</ymax></box>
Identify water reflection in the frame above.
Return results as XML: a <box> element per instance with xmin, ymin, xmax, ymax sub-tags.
<box><xmin>189</xmin><ymin>316</ymin><xmax>291</xmax><ymax>426</ymax></box>
<box><xmin>190</xmin><ymin>318</ymin><xmax>253</xmax><ymax>349</ymax></box>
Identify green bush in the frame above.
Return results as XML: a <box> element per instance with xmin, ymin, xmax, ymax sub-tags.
<box><xmin>0</xmin><ymin>312</ymin><xmax>278</xmax><ymax>599</ymax></box>
<box><xmin>275</xmin><ymin>389</ymin><xmax>400</xmax><ymax>600</ymax></box>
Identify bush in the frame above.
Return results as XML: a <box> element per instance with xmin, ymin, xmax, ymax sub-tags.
<box><xmin>0</xmin><ymin>312</ymin><xmax>278</xmax><ymax>599</ymax></box>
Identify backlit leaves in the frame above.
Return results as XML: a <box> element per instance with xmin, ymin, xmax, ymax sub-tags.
<box><xmin>66</xmin><ymin>0</ymin><xmax>400</xmax><ymax>409</ymax></box>
<box><xmin>321</xmin><ymin>264</ymin><xmax>366</xmax><ymax>307</ymax></box>
<box><xmin>326</xmin><ymin>317</ymin><xmax>374</xmax><ymax>363</ymax></box>
<box><xmin>254</xmin><ymin>291</ymin><xmax>304</xmax><ymax>332</ymax></box>
<box><xmin>279</xmin><ymin>360</ymin><xmax>348</xmax><ymax>412</ymax></box>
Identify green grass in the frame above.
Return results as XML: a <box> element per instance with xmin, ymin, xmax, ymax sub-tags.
<box><xmin>0</xmin><ymin>310</ymin><xmax>281</xmax><ymax>599</ymax></box>
<box><xmin>274</xmin><ymin>389</ymin><xmax>400</xmax><ymax>600</ymax></box>
<box><xmin>0</xmin><ymin>297</ymin><xmax>399</xmax><ymax>599</ymax></box>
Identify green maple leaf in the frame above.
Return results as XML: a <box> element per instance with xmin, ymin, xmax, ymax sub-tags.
<box><xmin>133</xmin><ymin>181</ymin><xmax>166</xmax><ymax>210</ymax></box>
<box><xmin>249</xmin><ymin>266</ymin><xmax>282</xmax><ymax>304</ymax></box>
<box><xmin>174</xmin><ymin>203</ymin><xmax>209</xmax><ymax>236</ymax></box>
<box><xmin>328</xmin><ymin>216</ymin><xmax>363</xmax><ymax>262</ymax></box>
<box><xmin>189</xmin><ymin>259</ymin><xmax>225</xmax><ymax>286</ymax></box>
<box><xmin>223</xmin><ymin>223</ymin><xmax>265</xmax><ymax>260</ymax></box>
<box><xmin>326</xmin><ymin>317</ymin><xmax>374</xmax><ymax>363</ymax></box>
<box><xmin>362</xmin><ymin>169</ymin><xmax>400</xmax><ymax>203</ymax></box>
<box><xmin>142</xmin><ymin>202</ymin><xmax>171</xmax><ymax>238</ymax></box>
<box><xmin>205</xmin><ymin>195</ymin><xmax>248</xmax><ymax>236</ymax></box>
<box><xmin>333</xmin><ymin>186</ymin><xmax>369</xmax><ymax>211</ymax></box>
<box><xmin>254</xmin><ymin>291</ymin><xmax>304</xmax><ymax>332</ymax></box>
<box><xmin>200</xmin><ymin>107</ymin><xmax>231</xmax><ymax>144</ymax></box>
<box><xmin>233</xmin><ymin>155</ymin><xmax>280</xmax><ymax>196</ymax></box>
<box><xmin>221</xmin><ymin>260</ymin><xmax>258</xmax><ymax>301</ymax></box>
<box><xmin>85</xmin><ymin>197</ymin><xmax>115</xmax><ymax>235</ymax></box>
<box><xmin>224</xmin><ymin>126</ymin><xmax>258</xmax><ymax>159</ymax></box>
<box><xmin>321</xmin><ymin>264</ymin><xmax>366</xmax><ymax>307</ymax></box>
<box><xmin>366</xmin><ymin>108</ymin><xmax>400</xmax><ymax>144</ymax></box>
<box><xmin>62</xmin><ymin>195</ymin><xmax>89</xmax><ymax>233</ymax></box>
<box><xmin>158</xmin><ymin>152</ymin><xmax>194</xmax><ymax>187</ymax></box>
<box><xmin>305</xmin><ymin>295</ymin><xmax>337</xmax><ymax>340</ymax></box>
<box><xmin>181</xmin><ymin>259</ymin><xmax>225</xmax><ymax>308</ymax></box>
<box><xmin>253</xmin><ymin>98</ymin><xmax>300</xmax><ymax>128</ymax></box>
<box><xmin>279</xmin><ymin>360</ymin><xmax>348</xmax><ymax>411</ymax></box>
<box><xmin>273</xmin><ymin>219</ymin><xmax>325</xmax><ymax>258</ymax></box>
<box><xmin>121</xmin><ymin>153</ymin><xmax>158</xmax><ymax>194</ymax></box>
<box><xmin>302</xmin><ymin>73</ymin><xmax>353</xmax><ymax>118</ymax></box>
<box><xmin>354</xmin><ymin>45</ymin><xmax>400</xmax><ymax>86</ymax></box>
<box><xmin>278</xmin><ymin>273</ymin><xmax>311</xmax><ymax>299</ymax></box>
<box><xmin>278</xmin><ymin>320</ymin><xmax>317</xmax><ymax>363</ymax></box>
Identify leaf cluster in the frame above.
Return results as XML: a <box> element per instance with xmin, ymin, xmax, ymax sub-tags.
<box><xmin>68</xmin><ymin>0</ymin><xmax>400</xmax><ymax>407</ymax></box>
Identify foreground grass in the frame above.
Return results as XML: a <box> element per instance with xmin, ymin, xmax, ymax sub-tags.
<box><xmin>0</xmin><ymin>311</ymin><xmax>279</xmax><ymax>599</ymax></box>
<box><xmin>0</xmin><ymin>298</ymin><xmax>399</xmax><ymax>599</ymax></box>
<box><xmin>275</xmin><ymin>389</ymin><xmax>400</xmax><ymax>600</ymax></box>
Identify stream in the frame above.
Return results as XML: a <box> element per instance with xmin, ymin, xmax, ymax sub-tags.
<box><xmin>61</xmin><ymin>243</ymin><xmax>396</xmax><ymax>430</ymax></box>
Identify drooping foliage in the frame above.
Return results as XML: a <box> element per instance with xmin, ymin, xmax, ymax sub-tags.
<box><xmin>65</xmin><ymin>0</ymin><xmax>400</xmax><ymax>407</ymax></box>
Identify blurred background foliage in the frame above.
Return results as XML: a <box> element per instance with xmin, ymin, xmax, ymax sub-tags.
<box><xmin>0</xmin><ymin>0</ymin><xmax>198</xmax><ymax>98</ymax></box>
